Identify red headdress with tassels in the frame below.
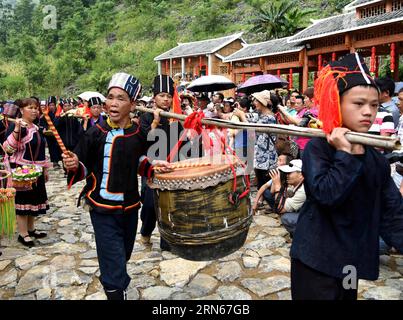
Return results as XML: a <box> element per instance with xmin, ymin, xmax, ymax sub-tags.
<box><xmin>314</xmin><ymin>65</ymin><xmax>345</xmax><ymax>134</ymax></box>
<box><xmin>314</xmin><ymin>53</ymin><xmax>377</xmax><ymax>134</ymax></box>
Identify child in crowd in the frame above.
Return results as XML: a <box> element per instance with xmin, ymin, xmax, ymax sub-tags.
<box><xmin>290</xmin><ymin>53</ymin><xmax>403</xmax><ymax>300</ymax></box>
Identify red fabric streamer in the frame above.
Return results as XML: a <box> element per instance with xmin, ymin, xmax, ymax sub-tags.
<box><xmin>55</xmin><ymin>104</ymin><xmax>63</xmax><ymax>117</ymax></box>
<box><xmin>171</xmin><ymin>86</ymin><xmax>182</xmax><ymax>121</ymax></box>
<box><xmin>370</xmin><ymin>47</ymin><xmax>376</xmax><ymax>74</ymax></box>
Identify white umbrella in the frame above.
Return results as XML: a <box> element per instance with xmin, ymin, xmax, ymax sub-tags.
<box><xmin>78</xmin><ymin>91</ymin><xmax>106</xmax><ymax>102</ymax></box>
<box><xmin>187</xmin><ymin>75</ymin><xmax>236</xmax><ymax>92</ymax></box>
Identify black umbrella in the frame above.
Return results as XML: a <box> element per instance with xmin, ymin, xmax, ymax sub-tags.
<box><xmin>187</xmin><ymin>75</ymin><xmax>236</xmax><ymax>92</ymax></box>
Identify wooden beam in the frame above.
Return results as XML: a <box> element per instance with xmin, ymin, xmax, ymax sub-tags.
<box><xmin>345</xmin><ymin>33</ymin><xmax>355</xmax><ymax>53</ymax></box>
<box><xmin>266</xmin><ymin>61</ymin><xmax>301</xmax><ymax>70</ymax></box>
<box><xmin>307</xmin><ymin>44</ymin><xmax>349</xmax><ymax>56</ymax></box>
<box><xmin>354</xmin><ymin>34</ymin><xmax>403</xmax><ymax>50</ymax></box>
<box><xmin>259</xmin><ymin>57</ymin><xmax>266</xmax><ymax>72</ymax></box>
<box><xmin>302</xmin><ymin>49</ymin><xmax>309</xmax><ymax>93</ymax></box>
<box><xmin>232</xmin><ymin>66</ymin><xmax>261</xmax><ymax>74</ymax></box>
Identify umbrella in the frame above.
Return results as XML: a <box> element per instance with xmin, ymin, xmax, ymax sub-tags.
<box><xmin>78</xmin><ymin>91</ymin><xmax>106</xmax><ymax>102</ymax></box>
<box><xmin>187</xmin><ymin>75</ymin><xmax>236</xmax><ymax>92</ymax></box>
<box><xmin>237</xmin><ymin>75</ymin><xmax>288</xmax><ymax>95</ymax></box>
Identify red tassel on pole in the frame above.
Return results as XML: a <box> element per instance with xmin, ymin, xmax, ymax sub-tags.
<box><xmin>390</xmin><ymin>43</ymin><xmax>396</xmax><ymax>73</ymax></box>
<box><xmin>242</xmin><ymin>73</ymin><xmax>246</xmax><ymax>82</ymax></box>
<box><xmin>277</xmin><ymin>69</ymin><xmax>281</xmax><ymax>78</ymax></box>
<box><xmin>332</xmin><ymin>52</ymin><xmax>336</xmax><ymax>62</ymax></box>
<box><xmin>370</xmin><ymin>47</ymin><xmax>376</xmax><ymax>74</ymax></box>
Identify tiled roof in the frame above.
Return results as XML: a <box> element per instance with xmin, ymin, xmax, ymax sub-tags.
<box><xmin>223</xmin><ymin>37</ymin><xmax>304</xmax><ymax>62</ymax></box>
<box><xmin>154</xmin><ymin>33</ymin><xmax>245</xmax><ymax>61</ymax></box>
<box><xmin>344</xmin><ymin>0</ymin><xmax>384</xmax><ymax>11</ymax></box>
<box><xmin>289</xmin><ymin>9</ymin><xmax>403</xmax><ymax>42</ymax></box>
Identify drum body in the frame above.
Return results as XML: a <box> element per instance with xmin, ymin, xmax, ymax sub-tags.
<box><xmin>149</xmin><ymin>156</ymin><xmax>252</xmax><ymax>261</ymax></box>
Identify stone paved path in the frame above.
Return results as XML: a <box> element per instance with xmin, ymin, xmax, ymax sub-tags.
<box><xmin>0</xmin><ymin>166</ymin><xmax>402</xmax><ymax>300</ymax></box>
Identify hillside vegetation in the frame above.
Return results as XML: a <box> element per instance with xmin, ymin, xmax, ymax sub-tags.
<box><xmin>0</xmin><ymin>0</ymin><xmax>355</xmax><ymax>99</ymax></box>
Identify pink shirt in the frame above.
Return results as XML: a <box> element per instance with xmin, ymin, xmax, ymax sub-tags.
<box><xmin>294</xmin><ymin>107</ymin><xmax>319</xmax><ymax>150</ymax></box>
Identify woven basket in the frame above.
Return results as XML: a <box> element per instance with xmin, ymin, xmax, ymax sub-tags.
<box><xmin>11</xmin><ymin>178</ymin><xmax>36</xmax><ymax>191</ymax></box>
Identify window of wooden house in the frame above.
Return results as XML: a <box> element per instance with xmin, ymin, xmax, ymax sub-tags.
<box><xmin>359</xmin><ymin>4</ymin><xmax>386</xmax><ymax>18</ymax></box>
<box><xmin>392</xmin><ymin>0</ymin><xmax>403</xmax><ymax>11</ymax></box>
<box><xmin>219</xmin><ymin>66</ymin><xmax>228</xmax><ymax>74</ymax></box>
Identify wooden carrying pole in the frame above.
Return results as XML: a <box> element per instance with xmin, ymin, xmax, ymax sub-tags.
<box><xmin>135</xmin><ymin>106</ymin><xmax>401</xmax><ymax>151</ymax></box>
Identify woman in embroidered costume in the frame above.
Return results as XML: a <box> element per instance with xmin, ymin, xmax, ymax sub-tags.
<box><xmin>3</xmin><ymin>98</ymin><xmax>51</xmax><ymax>247</ymax></box>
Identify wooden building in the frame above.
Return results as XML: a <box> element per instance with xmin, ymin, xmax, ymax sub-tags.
<box><xmin>223</xmin><ymin>37</ymin><xmax>305</xmax><ymax>91</ymax></box>
<box><xmin>287</xmin><ymin>0</ymin><xmax>403</xmax><ymax>91</ymax></box>
<box><xmin>154</xmin><ymin>33</ymin><xmax>246</xmax><ymax>81</ymax></box>
<box><xmin>155</xmin><ymin>0</ymin><xmax>402</xmax><ymax>93</ymax></box>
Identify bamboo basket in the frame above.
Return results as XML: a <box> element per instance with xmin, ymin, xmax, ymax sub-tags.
<box><xmin>11</xmin><ymin>165</ymin><xmax>42</xmax><ymax>192</ymax></box>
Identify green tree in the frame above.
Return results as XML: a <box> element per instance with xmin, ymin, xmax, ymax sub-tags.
<box><xmin>251</xmin><ymin>1</ymin><xmax>315</xmax><ymax>40</ymax></box>
<box><xmin>0</xmin><ymin>1</ymin><xmax>13</xmax><ymax>44</ymax></box>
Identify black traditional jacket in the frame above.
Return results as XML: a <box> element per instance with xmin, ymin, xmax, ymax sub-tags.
<box><xmin>68</xmin><ymin>120</ymin><xmax>153</xmax><ymax>214</ymax></box>
<box><xmin>290</xmin><ymin>138</ymin><xmax>403</xmax><ymax>280</ymax></box>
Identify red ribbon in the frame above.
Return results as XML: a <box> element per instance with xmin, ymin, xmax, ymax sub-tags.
<box><xmin>370</xmin><ymin>47</ymin><xmax>376</xmax><ymax>73</ymax></box>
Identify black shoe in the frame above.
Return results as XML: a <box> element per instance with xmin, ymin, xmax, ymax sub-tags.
<box><xmin>18</xmin><ymin>235</ymin><xmax>35</xmax><ymax>248</ymax></box>
<box><xmin>53</xmin><ymin>162</ymin><xmax>61</xmax><ymax>168</ymax></box>
<box><xmin>105</xmin><ymin>289</ymin><xmax>127</xmax><ymax>300</ymax></box>
<box><xmin>28</xmin><ymin>229</ymin><xmax>47</xmax><ymax>239</ymax></box>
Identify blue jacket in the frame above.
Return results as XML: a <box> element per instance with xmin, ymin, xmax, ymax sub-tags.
<box><xmin>290</xmin><ymin>138</ymin><xmax>403</xmax><ymax>280</ymax></box>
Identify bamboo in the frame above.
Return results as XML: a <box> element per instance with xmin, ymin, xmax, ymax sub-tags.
<box><xmin>0</xmin><ymin>115</ymin><xmax>38</xmax><ymax>129</ymax></box>
<box><xmin>135</xmin><ymin>106</ymin><xmax>401</xmax><ymax>151</ymax></box>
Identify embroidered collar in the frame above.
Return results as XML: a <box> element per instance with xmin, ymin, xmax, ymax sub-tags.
<box><xmin>106</xmin><ymin>117</ymin><xmax>132</xmax><ymax>130</ymax></box>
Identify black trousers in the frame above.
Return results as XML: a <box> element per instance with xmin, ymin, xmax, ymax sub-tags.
<box><xmin>291</xmin><ymin>258</ymin><xmax>358</xmax><ymax>300</ymax></box>
<box><xmin>90</xmin><ymin>209</ymin><xmax>138</xmax><ymax>291</ymax></box>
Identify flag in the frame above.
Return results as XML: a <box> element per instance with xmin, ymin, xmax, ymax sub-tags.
<box><xmin>170</xmin><ymin>86</ymin><xmax>182</xmax><ymax>122</ymax></box>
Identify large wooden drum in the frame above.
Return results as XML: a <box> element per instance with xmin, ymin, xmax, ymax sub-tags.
<box><xmin>149</xmin><ymin>155</ymin><xmax>252</xmax><ymax>261</ymax></box>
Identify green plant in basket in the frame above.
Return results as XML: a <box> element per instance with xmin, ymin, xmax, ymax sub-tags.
<box><xmin>12</xmin><ymin>165</ymin><xmax>43</xmax><ymax>181</ymax></box>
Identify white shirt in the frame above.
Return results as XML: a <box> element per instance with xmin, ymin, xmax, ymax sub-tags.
<box><xmin>284</xmin><ymin>184</ymin><xmax>306</xmax><ymax>212</ymax></box>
